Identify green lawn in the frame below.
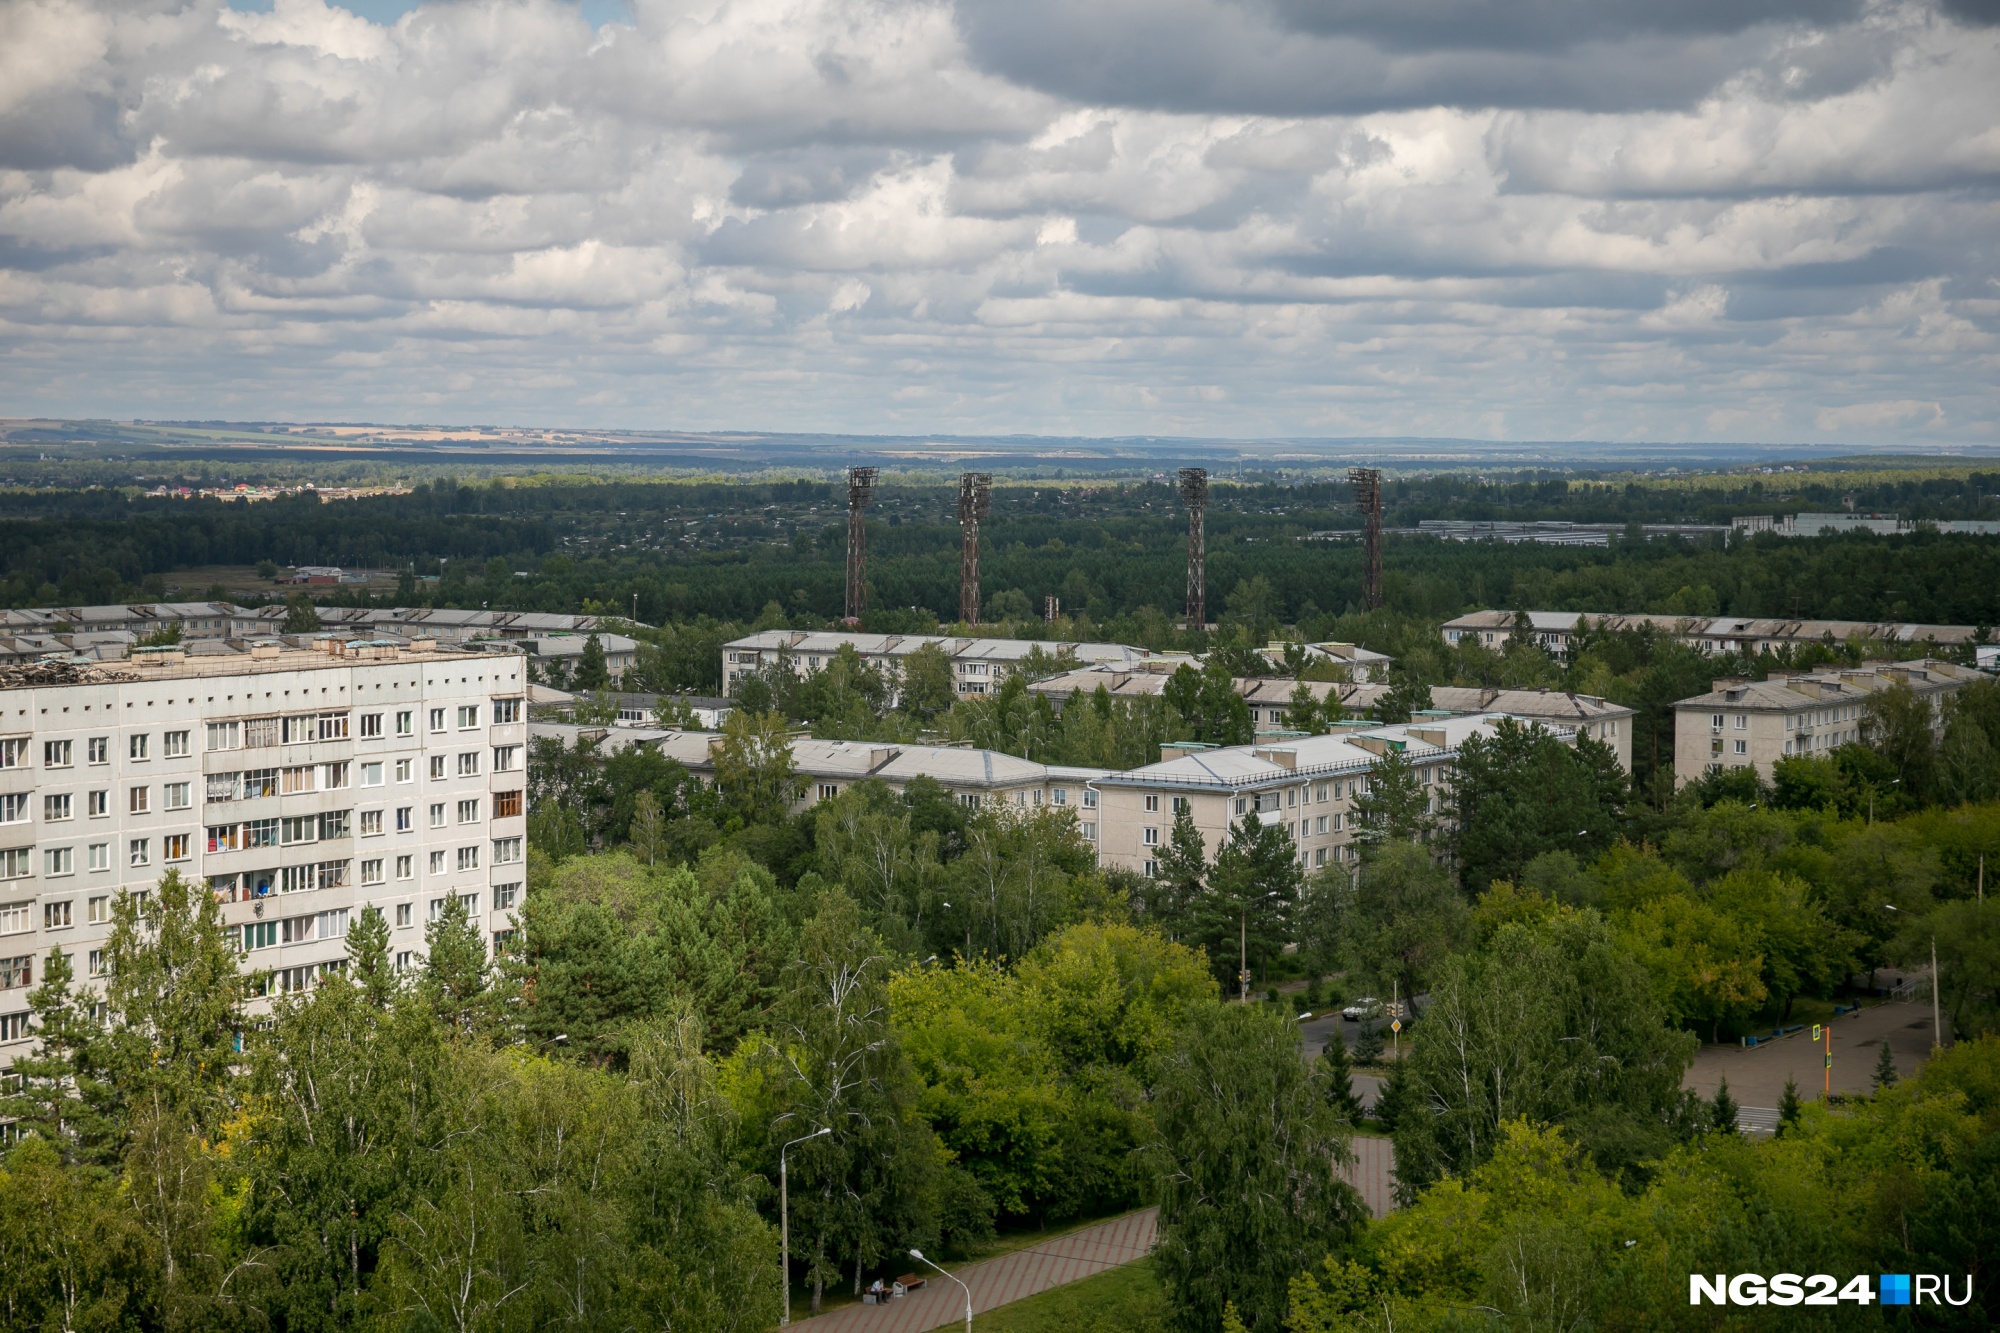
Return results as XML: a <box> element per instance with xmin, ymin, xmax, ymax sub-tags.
<box><xmin>968</xmin><ymin>1258</ymin><xmax>1168</xmax><ymax>1333</ymax></box>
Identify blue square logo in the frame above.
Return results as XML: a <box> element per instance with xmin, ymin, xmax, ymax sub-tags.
<box><xmin>1880</xmin><ymin>1275</ymin><xmax>1911</xmax><ymax>1306</ymax></box>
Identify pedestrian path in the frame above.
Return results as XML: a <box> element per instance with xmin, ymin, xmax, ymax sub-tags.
<box><xmin>793</xmin><ymin>1208</ymin><xmax>1159</xmax><ymax>1333</ymax></box>
<box><xmin>1344</xmin><ymin>1134</ymin><xmax>1396</xmax><ymax>1217</ymax></box>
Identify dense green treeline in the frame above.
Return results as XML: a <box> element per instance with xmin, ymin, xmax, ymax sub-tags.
<box><xmin>8</xmin><ymin>474</ymin><xmax>2000</xmax><ymax>630</ymax></box>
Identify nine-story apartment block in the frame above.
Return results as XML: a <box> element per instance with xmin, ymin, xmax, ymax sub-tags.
<box><xmin>0</xmin><ymin>640</ymin><xmax>528</xmax><ymax>1065</ymax></box>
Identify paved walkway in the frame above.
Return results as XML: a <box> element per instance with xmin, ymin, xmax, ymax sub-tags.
<box><xmin>794</xmin><ymin>1208</ymin><xmax>1159</xmax><ymax>1333</ymax></box>
<box><xmin>1683</xmin><ymin>1000</ymin><xmax>1941</xmax><ymax>1122</ymax></box>
<box><xmin>1344</xmin><ymin>1134</ymin><xmax>1396</xmax><ymax>1217</ymax></box>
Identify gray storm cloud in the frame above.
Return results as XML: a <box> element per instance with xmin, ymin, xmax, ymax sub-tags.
<box><xmin>0</xmin><ymin>0</ymin><xmax>1993</xmax><ymax>441</ymax></box>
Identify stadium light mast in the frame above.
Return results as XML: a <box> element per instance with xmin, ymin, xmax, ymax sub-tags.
<box><xmin>1178</xmin><ymin>467</ymin><xmax>1208</xmax><ymax>629</ymax></box>
<box><xmin>845</xmin><ymin>466</ymin><xmax>878</xmax><ymax>623</ymax></box>
<box><xmin>957</xmin><ymin>472</ymin><xmax>991</xmax><ymax>625</ymax></box>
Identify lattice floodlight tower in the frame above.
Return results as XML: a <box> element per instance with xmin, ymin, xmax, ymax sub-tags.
<box><xmin>845</xmin><ymin>466</ymin><xmax>879</xmax><ymax>622</ymax></box>
<box><xmin>1178</xmin><ymin>467</ymin><xmax>1208</xmax><ymax>629</ymax></box>
<box><xmin>1348</xmin><ymin>466</ymin><xmax>1384</xmax><ymax>611</ymax></box>
<box><xmin>957</xmin><ymin>472</ymin><xmax>992</xmax><ymax>625</ymax></box>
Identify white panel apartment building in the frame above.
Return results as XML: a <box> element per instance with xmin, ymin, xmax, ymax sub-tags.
<box><xmin>0</xmin><ymin>642</ymin><xmax>528</xmax><ymax>1062</ymax></box>
<box><xmin>720</xmin><ymin>630</ymin><xmax>1153</xmax><ymax>701</ymax></box>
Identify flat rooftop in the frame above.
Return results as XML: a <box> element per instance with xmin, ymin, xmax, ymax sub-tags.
<box><xmin>0</xmin><ymin>642</ymin><xmax>514</xmax><ymax>690</ymax></box>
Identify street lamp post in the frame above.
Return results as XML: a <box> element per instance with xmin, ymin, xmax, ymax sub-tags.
<box><xmin>909</xmin><ymin>1248</ymin><xmax>972</xmax><ymax>1333</ymax></box>
<box><xmin>779</xmin><ymin>1127</ymin><xmax>831</xmax><ymax>1326</ymax></box>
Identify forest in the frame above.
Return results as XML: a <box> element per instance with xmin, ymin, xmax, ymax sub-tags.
<box><xmin>5</xmin><ymin>468</ymin><xmax>2000</xmax><ymax>631</ymax></box>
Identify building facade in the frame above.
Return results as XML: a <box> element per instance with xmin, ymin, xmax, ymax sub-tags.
<box><xmin>1670</xmin><ymin>658</ymin><xmax>1983</xmax><ymax>784</ymax></box>
<box><xmin>1442</xmin><ymin>609</ymin><xmax>1984</xmax><ymax>658</ymax></box>
<box><xmin>0</xmin><ymin>642</ymin><xmax>528</xmax><ymax>1069</ymax></box>
<box><xmin>719</xmin><ymin>630</ymin><xmax>1153</xmax><ymax>700</ymax></box>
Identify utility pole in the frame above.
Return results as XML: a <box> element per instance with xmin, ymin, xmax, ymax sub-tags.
<box><xmin>957</xmin><ymin>472</ymin><xmax>991</xmax><ymax>625</ymax></box>
<box><xmin>1239</xmin><ymin>910</ymin><xmax>1249</xmax><ymax>1004</ymax></box>
<box><xmin>844</xmin><ymin>467</ymin><xmax>878</xmax><ymax>624</ymax></box>
<box><xmin>1349</xmin><ymin>467</ymin><xmax>1383</xmax><ymax>611</ymax></box>
<box><xmin>1178</xmin><ymin>467</ymin><xmax>1208</xmax><ymax>630</ymax></box>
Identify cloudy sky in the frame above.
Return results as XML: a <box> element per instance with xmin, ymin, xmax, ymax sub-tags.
<box><xmin>1</xmin><ymin>0</ymin><xmax>1996</xmax><ymax>442</ymax></box>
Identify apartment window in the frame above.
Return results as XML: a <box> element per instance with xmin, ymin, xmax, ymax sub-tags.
<box><xmin>1288</xmin><ymin>788</ymin><xmax>1298</xmax><ymax>808</ymax></box>
<box><xmin>1734</xmin><ymin>739</ymin><xmax>1748</xmax><ymax>755</ymax></box>
<box><xmin>428</xmin><ymin>756</ymin><xmax>446</xmax><ymax>781</ymax></box>
<box><xmin>1316</xmin><ymin>783</ymin><xmax>1328</xmax><ymax>802</ymax></box>
<box><xmin>0</xmin><ymin>904</ymin><xmax>26</xmax><ymax>934</ymax></box>
<box><xmin>457</xmin><ymin>752</ymin><xmax>480</xmax><ymax>777</ymax></box>
<box><xmin>319</xmin><ymin>713</ymin><xmax>349</xmax><ymax>741</ymax></box>
<box><xmin>428</xmin><ymin>897</ymin><xmax>446</xmax><ymax>921</ymax></box>
<box><xmin>428</xmin><ymin>708</ymin><xmax>446</xmax><ymax>733</ymax></box>
<box><xmin>493</xmin><ymin>745</ymin><xmax>521</xmax><ymax>773</ymax></box>
<box><xmin>494</xmin><ymin>790</ymin><xmax>523</xmax><ymax>820</ymax></box>
<box><xmin>429</xmin><ymin>803</ymin><xmax>446</xmax><ymax>829</ymax></box>
<box><xmin>1315</xmin><ymin>848</ymin><xmax>1327</xmax><ymax>867</ymax></box>
<box><xmin>0</xmin><ymin>849</ymin><xmax>30</xmax><ymax>880</ymax></box>
<box><xmin>322</xmin><ymin>762</ymin><xmax>349</xmax><ymax>790</ymax></box>
<box><xmin>88</xmin><ymin>737</ymin><xmax>109</xmax><ymax>764</ymax></box>
<box><xmin>243</xmin><ymin>716</ymin><xmax>281</xmax><ymax>748</ymax></box>
<box><xmin>88</xmin><ymin>948</ymin><xmax>107</xmax><ymax>977</ymax></box>
<box><xmin>1082</xmin><ymin>790</ymin><xmax>1097</xmax><ymax>809</ymax></box>
<box><xmin>493</xmin><ymin>698</ymin><xmax>522</xmax><ymax>724</ymax></box>
<box><xmin>281</xmin><ymin>914</ymin><xmax>314</xmax><ymax>945</ymax></box>
<box><xmin>0</xmin><ymin>739</ymin><xmax>25</xmax><ymax>769</ymax></box>
<box><xmin>0</xmin><ymin>956</ymin><xmax>31</xmax><ymax>989</ymax></box>
<box><xmin>88</xmin><ymin>895</ymin><xmax>109</xmax><ymax>923</ymax></box>
<box><xmin>164</xmin><ymin>834</ymin><xmax>189</xmax><ymax>862</ymax></box>
<box><xmin>44</xmin><ymin>849</ymin><xmax>73</xmax><ymax>878</ymax></box>
<box><xmin>244</xmin><ymin>768</ymin><xmax>279</xmax><ymax>799</ymax></box>
<box><xmin>1143</xmin><ymin>859</ymin><xmax>1158</xmax><ymax>879</ymax></box>
<box><xmin>244</xmin><ymin>818</ymin><xmax>279</xmax><ymax>849</ymax></box>
<box><xmin>281</xmin><ymin>766</ymin><xmax>316</xmax><ymax>795</ymax></box>
<box><xmin>1710</xmin><ymin>713</ymin><xmax>1725</xmax><ymax>730</ymax></box>
<box><xmin>241</xmin><ymin>921</ymin><xmax>278</xmax><ymax>952</ymax></box>
<box><xmin>1052</xmin><ymin>788</ymin><xmax>1067</xmax><ymax>807</ymax></box>
<box><xmin>428</xmin><ymin>850</ymin><xmax>447</xmax><ymax>874</ymax></box>
<box><xmin>457</xmin><ymin>705</ymin><xmax>479</xmax><ymax>730</ymax></box>
<box><xmin>493</xmin><ymin>837</ymin><xmax>522</xmax><ymax>865</ymax></box>
<box><xmin>1081</xmin><ymin>821</ymin><xmax>1097</xmax><ymax>841</ymax></box>
<box><xmin>395</xmin><ymin>758</ymin><xmax>413</xmax><ymax>784</ymax></box>
<box><xmin>396</xmin><ymin>855</ymin><xmax>414</xmax><ymax>882</ymax></box>
<box><xmin>0</xmin><ymin>794</ymin><xmax>24</xmax><ymax>824</ymax></box>
<box><xmin>128</xmin><ymin>786</ymin><xmax>150</xmax><ymax>814</ymax></box>
<box><xmin>130</xmin><ymin>734</ymin><xmax>149</xmax><ymax>761</ymax></box>
<box><xmin>361</xmin><ymin>858</ymin><xmax>385</xmax><ymax>886</ymax></box>
<box><xmin>396</xmin><ymin>951</ymin><xmax>414</xmax><ymax>971</ymax></box>
<box><xmin>1143</xmin><ymin>826</ymin><xmax>1160</xmax><ymax>846</ymax></box>
<box><xmin>129</xmin><ymin>838</ymin><xmax>151</xmax><ymax>868</ymax></box>
<box><xmin>43</xmin><ymin>793</ymin><xmax>71</xmax><ymax>822</ymax></box>
<box><xmin>1234</xmin><ymin>797</ymin><xmax>1247</xmax><ymax>816</ymax></box>
<box><xmin>818</xmin><ymin>783</ymin><xmax>840</xmax><ymax>801</ymax></box>
<box><xmin>207</xmin><ymin>824</ymin><xmax>240</xmax><ymax>853</ymax></box>
<box><xmin>164</xmin><ymin>782</ymin><xmax>190</xmax><ymax>811</ymax></box>
<box><xmin>45</xmin><ymin>740</ymin><xmax>72</xmax><ymax>768</ymax></box>
<box><xmin>360</xmin><ymin>810</ymin><xmax>384</xmax><ymax>836</ymax></box>
<box><xmin>396</xmin><ymin>806</ymin><xmax>413</xmax><ymax>832</ymax></box>
<box><xmin>1733</xmin><ymin>715</ymin><xmax>1748</xmax><ymax>730</ymax></box>
<box><xmin>360</xmin><ymin>713</ymin><xmax>383</xmax><ymax>739</ymax></box>
<box><xmin>1315</xmin><ymin>816</ymin><xmax>1329</xmax><ymax>835</ymax></box>
<box><xmin>281</xmin><ymin>816</ymin><xmax>318</xmax><ymax>847</ymax></box>
<box><xmin>457</xmin><ymin>846</ymin><xmax>480</xmax><ymax>871</ymax></box>
<box><xmin>361</xmin><ymin>762</ymin><xmax>384</xmax><ymax>787</ymax></box>
<box><xmin>396</xmin><ymin>710</ymin><xmax>414</xmax><ymax>737</ymax></box>
<box><xmin>1144</xmin><ymin>793</ymin><xmax>1159</xmax><ymax>812</ymax></box>
<box><xmin>457</xmin><ymin>799</ymin><xmax>480</xmax><ymax>824</ymax></box>
<box><xmin>164</xmin><ymin>731</ymin><xmax>190</xmax><ymax>758</ymax></box>
<box><xmin>0</xmin><ymin>1011</ymin><xmax>27</xmax><ymax>1043</ymax></box>
<box><xmin>1172</xmin><ymin>795</ymin><xmax>1189</xmax><ymax>814</ymax></box>
<box><xmin>396</xmin><ymin>902</ymin><xmax>413</xmax><ymax>926</ymax></box>
<box><xmin>87</xmin><ymin>844</ymin><xmax>108</xmax><ymax>872</ymax></box>
<box><xmin>493</xmin><ymin>882</ymin><xmax>519</xmax><ymax>911</ymax></box>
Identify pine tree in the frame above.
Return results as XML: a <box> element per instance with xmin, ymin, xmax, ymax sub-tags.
<box><xmin>281</xmin><ymin>593</ymin><xmax>323</xmax><ymax>633</ymax></box>
<box><xmin>1777</xmin><ymin>1076</ymin><xmax>1803</xmax><ymax>1136</ymax></box>
<box><xmin>1711</xmin><ymin>1075</ymin><xmax>1739</xmax><ymax>1133</ymax></box>
<box><xmin>1352</xmin><ymin>1019</ymin><xmax>1385</xmax><ymax>1065</ymax></box>
<box><xmin>1283</xmin><ymin>680</ymin><xmax>1323</xmax><ymax>733</ymax></box>
<box><xmin>1150</xmin><ymin>804</ymin><xmax>1207</xmax><ymax>936</ymax></box>
<box><xmin>2</xmin><ymin>947</ymin><xmax>119</xmax><ymax>1166</ymax></box>
<box><xmin>1352</xmin><ymin>744</ymin><xmax>1432</xmax><ymax>845</ymax></box>
<box><xmin>1318</xmin><ymin>1035</ymin><xmax>1362</xmax><ymax>1122</ymax></box>
<box><xmin>345</xmin><ymin>903</ymin><xmax>398</xmax><ymax>1009</ymax></box>
<box><xmin>1873</xmin><ymin>1040</ymin><xmax>1899</xmax><ymax>1092</ymax></box>
<box><xmin>577</xmin><ymin>632</ymin><xmax>610</xmax><ymax>689</ymax></box>
<box><xmin>423</xmin><ymin>893</ymin><xmax>491</xmax><ymax>1033</ymax></box>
